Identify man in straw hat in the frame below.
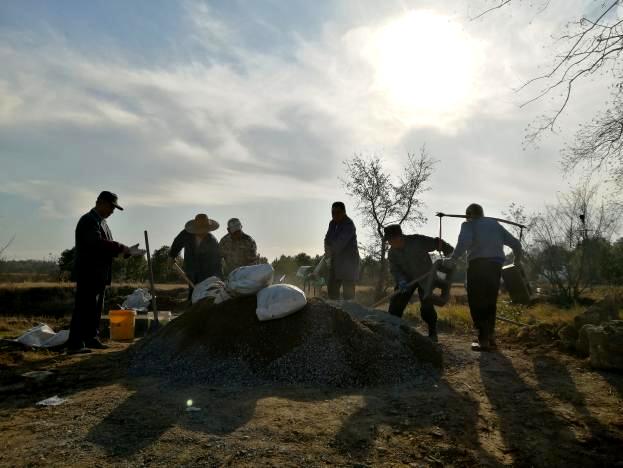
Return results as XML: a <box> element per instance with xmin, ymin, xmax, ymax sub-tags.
<box><xmin>169</xmin><ymin>213</ymin><xmax>222</xmax><ymax>299</ymax></box>
<box><xmin>68</xmin><ymin>191</ymin><xmax>145</xmax><ymax>354</ymax></box>
<box><xmin>219</xmin><ymin>218</ymin><xmax>258</xmax><ymax>276</ymax></box>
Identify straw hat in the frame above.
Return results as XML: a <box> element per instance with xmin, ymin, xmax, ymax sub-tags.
<box><xmin>185</xmin><ymin>214</ymin><xmax>219</xmax><ymax>234</ymax></box>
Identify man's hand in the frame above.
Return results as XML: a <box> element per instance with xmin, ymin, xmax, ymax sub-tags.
<box><xmin>398</xmin><ymin>280</ymin><xmax>409</xmax><ymax>294</ymax></box>
<box><xmin>442</xmin><ymin>257</ymin><xmax>457</xmax><ymax>270</ymax></box>
<box><xmin>127</xmin><ymin>243</ymin><xmax>146</xmax><ymax>257</ymax></box>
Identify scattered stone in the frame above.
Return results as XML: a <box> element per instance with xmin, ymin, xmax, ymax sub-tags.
<box><xmin>576</xmin><ymin>325</ymin><xmax>591</xmax><ymax>357</ymax></box>
<box><xmin>558</xmin><ymin>325</ymin><xmax>578</xmax><ymax>351</ymax></box>
<box><xmin>584</xmin><ymin>320</ymin><xmax>623</xmax><ymax>370</ymax></box>
<box><xmin>574</xmin><ymin>297</ymin><xmax>620</xmax><ymax>330</ymax></box>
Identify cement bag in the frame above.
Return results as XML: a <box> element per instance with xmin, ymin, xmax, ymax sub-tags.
<box><xmin>228</xmin><ymin>264</ymin><xmax>274</xmax><ymax>295</ymax></box>
<box><xmin>192</xmin><ymin>276</ymin><xmax>230</xmax><ymax>304</ymax></box>
<box><xmin>16</xmin><ymin>324</ymin><xmax>69</xmax><ymax>348</ymax></box>
<box><xmin>256</xmin><ymin>284</ymin><xmax>307</xmax><ymax>321</ymax></box>
<box><xmin>122</xmin><ymin>288</ymin><xmax>152</xmax><ymax>311</ymax></box>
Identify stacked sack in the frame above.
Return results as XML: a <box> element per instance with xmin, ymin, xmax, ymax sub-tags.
<box><xmin>191</xmin><ymin>264</ymin><xmax>307</xmax><ymax>322</ymax></box>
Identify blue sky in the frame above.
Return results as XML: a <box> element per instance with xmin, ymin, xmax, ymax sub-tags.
<box><xmin>0</xmin><ymin>0</ymin><xmax>611</xmax><ymax>261</ymax></box>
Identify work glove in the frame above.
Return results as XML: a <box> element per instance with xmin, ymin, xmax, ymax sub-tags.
<box><xmin>127</xmin><ymin>243</ymin><xmax>146</xmax><ymax>257</ymax></box>
<box><xmin>442</xmin><ymin>257</ymin><xmax>457</xmax><ymax>270</ymax></box>
<box><xmin>398</xmin><ymin>280</ymin><xmax>409</xmax><ymax>294</ymax></box>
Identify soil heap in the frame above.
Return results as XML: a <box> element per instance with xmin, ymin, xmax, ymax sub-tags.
<box><xmin>130</xmin><ymin>297</ymin><xmax>442</xmax><ymax>387</ymax></box>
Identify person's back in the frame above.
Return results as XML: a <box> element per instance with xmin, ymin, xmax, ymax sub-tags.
<box><xmin>455</xmin><ymin>216</ymin><xmax>521</xmax><ymax>263</ymax></box>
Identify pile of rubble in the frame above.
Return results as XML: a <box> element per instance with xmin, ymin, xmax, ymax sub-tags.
<box><xmin>129</xmin><ymin>297</ymin><xmax>442</xmax><ymax>387</ymax></box>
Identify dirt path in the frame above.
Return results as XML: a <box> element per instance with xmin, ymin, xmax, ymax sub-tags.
<box><xmin>1</xmin><ymin>331</ymin><xmax>622</xmax><ymax>467</ymax></box>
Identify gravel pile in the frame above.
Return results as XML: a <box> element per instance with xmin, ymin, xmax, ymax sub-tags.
<box><xmin>129</xmin><ymin>297</ymin><xmax>441</xmax><ymax>387</ymax></box>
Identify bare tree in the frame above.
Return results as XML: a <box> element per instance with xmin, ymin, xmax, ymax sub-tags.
<box><xmin>524</xmin><ymin>182</ymin><xmax>621</xmax><ymax>302</ymax></box>
<box><xmin>342</xmin><ymin>147</ymin><xmax>436</xmax><ymax>299</ymax></box>
<box><xmin>477</xmin><ymin>1</ymin><xmax>623</xmax><ymax>184</ymax></box>
<box><xmin>0</xmin><ymin>235</ymin><xmax>15</xmax><ymax>259</ymax></box>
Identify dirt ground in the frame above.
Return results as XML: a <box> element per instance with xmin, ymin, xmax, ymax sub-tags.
<box><xmin>1</xmin><ymin>323</ymin><xmax>622</xmax><ymax>468</ymax></box>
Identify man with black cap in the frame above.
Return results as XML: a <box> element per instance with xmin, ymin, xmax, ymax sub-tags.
<box><xmin>219</xmin><ymin>218</ymin><xmax>258</xmax><ymax>276</ymax></box>
<box><xmin>384</xmin><ymin>224</ymin><xmax>454</xmax><ymax>342</ymax></box>
<box><xmin>444</xmin><ymin>203</ymin><xmax>522</xmax><ymax>351</ymax></box>
<box><xmin>68</xmin><ymin>191</ymin><xmax>145</xmax><ymax>353</ymax></box>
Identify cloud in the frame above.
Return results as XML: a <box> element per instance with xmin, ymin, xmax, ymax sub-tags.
<box><xmin>0</xmin><ymin>0</ymin><xmax>617</xmax><ymax>258</ymax></box>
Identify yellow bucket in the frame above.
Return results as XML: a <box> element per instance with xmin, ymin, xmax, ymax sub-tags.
<box><xmin>109</xmin><ymin>309</ymin><xmax>137</xmax><ymax>341</ymax></box>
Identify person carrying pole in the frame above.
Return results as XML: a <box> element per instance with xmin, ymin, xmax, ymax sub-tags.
<box><xmin>443</xmin><ymin>203</ymin><xmax>522</xmax><ymax>351</ymax></box>
<box><xmin>384</xmin><ymin>224</ymin><xmax>454</xmax><ymax>342</ymax></box>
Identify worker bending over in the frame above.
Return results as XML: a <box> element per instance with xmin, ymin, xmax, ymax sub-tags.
<box><xmin>219</xmin><ymin>218</ymin><xmax>258</xmax><ymax>276</ymax></box>
<box><xmin>384</xmin><ymin>224</ymin><xmax>454</xmax><ymax>342</ymax></box>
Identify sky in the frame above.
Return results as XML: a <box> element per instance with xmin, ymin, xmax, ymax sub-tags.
<box><xmin>0</xmin><ymin>0</ymin><xmax>616</xmax><ymax>261</ymax></box>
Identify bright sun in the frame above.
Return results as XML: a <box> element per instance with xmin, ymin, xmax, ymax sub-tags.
<box><xmin>366</xmin><ymin>10</ymin><xmax>479</xmax><ymax>126</ymax></box>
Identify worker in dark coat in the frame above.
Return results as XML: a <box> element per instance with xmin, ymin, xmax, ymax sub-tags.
<box><xmin>384</xmin><ymin>224</ymin><xmax>454</xmax><ymax>342</ymax></box>
<box><xmin>68</xmin><ymin>191</ymin><xmax>145</xmax><ymax>353</ymax></box>
<box><xmin>444</xmin><ymin>203</ymin><xmax>522</xmax><ymax>351</ymax></box>
<box><xmin>169</xmin><ymin>213</ymin><xmax>222</xmax><ymax>300</ymax></box>
<box><xmin>324</xmin><ymin>201</ymin><xmax>360</xmax><ymax>300</ymax></box>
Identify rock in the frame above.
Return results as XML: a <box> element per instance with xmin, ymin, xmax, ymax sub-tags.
<box><xmin>585</xmin><ymin>320</ymin><xmax>623</xmax><ymax>370</ymax></box>
<box><xmin>558</xmin><ymin>325</ymin><xmax>578</xmax><ymax>350</ymax></box>
<box><xmin>576</xmin><ymin>325</ymin><xmax>591</xmax><ymax>357</ymax></box>
<box><xmin>574</xmin><ymin>297</ymin><xmax>620</xmax><ymax>330</ymax></box>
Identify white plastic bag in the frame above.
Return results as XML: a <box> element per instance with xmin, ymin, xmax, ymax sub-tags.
<box><xmin>256</xmin><ymin>284</ymin><xmax>307</xmax><ymax>321</ymax></box>
<box><xmin>192</xmin><ymin>276</ymin><xmax>231</xmax><ymax>304</ymax></box>
<box><xmin>228</xmin><ymin>264</ymin><xmax>274</xmax><ymax>295</ymax></box>
<box><xmin>122</xmin><ymin>288</ymin><xmax>152</xmax><ymax>311</ymax></box>
<box><xmin>16</xmin><ymin>324</ymin><xmax>69</xmax><ymax>348</ymax></box>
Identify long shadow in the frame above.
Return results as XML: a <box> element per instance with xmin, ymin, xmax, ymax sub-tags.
<box><xmin>533</xmin><ymin>354</ymin><xmax>621</xmax><ymax>454</ymax></box>
<box><xmin>598</xmin><ymin>369</ymin><xmax>623</xmax><ymax>401</ymax></box>
<box><xmin>332</xmin><ymin>374</ymin><xmax>499</xmax><ymax>465</ymax></box>
<box><xmin>480</xmin><ymin>352</ymin><xmax>599</xmax><ymax>467</ymax></box>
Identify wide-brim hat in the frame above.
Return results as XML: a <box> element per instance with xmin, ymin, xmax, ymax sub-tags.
<box><xmin>185</xmin><ymin>214</ymin><xmax>219</xmax><ymax>234</ymax></box>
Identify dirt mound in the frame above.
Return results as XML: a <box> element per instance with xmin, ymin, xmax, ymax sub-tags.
<box><xmin>129</xmin><ymin>297</ymin><xmax>440</xmax><ymax>387</ymax></box>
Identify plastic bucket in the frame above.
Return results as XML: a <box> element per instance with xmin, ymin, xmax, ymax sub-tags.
<box><xmin>109</xmin><ymin>310</ymin><xmax>137</xmax><ymax>341</ymax></box>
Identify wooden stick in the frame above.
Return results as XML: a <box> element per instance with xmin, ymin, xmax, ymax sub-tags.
<box><xmin>369</xmin><ymin>271</ymin><xmax>431</xmax><ymax>308</ymax></box>
<box><xmin>496</xmin><ymin>315</ymin><xmax>528</xmax><ymax>326</ymax></box>
<box><xmin>172</xmin><ymin>262</ymin><xmax>195</xmax><ymax>288</ymax></box>
<box><xmin>144</xmin><ymin>230</ymin><xmax>159</xmax><ymax>327</ymax></box>
<box><xmin>436</xmin><ymin>212</ymin><xmax>527</xmax><ymax>229</ymax></box>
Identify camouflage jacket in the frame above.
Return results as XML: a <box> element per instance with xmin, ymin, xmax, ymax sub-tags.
<box><xmin>219</xmin><ymin>232</ymin><xmax>258</xmax><ymax>275</ymax></box>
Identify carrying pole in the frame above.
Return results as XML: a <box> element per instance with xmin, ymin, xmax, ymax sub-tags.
<box><xmin>435</xmin><ymin>212</ymin><xmax>527</xmax><ymax>230</ymax></box>
<box><xmin>144</xmin><ymin>230</ymin><xmax>159</xmax><ymax>329</ymax></box>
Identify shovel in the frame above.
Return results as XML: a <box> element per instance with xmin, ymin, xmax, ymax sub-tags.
<box><xmin>144</xmin><ymin>230</ymin><xmax>159</xmax><ymax>331</ymax></box>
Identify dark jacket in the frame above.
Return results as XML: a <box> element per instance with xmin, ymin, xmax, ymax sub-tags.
<box><xmin>169</xmin><ymin>230</ymin><xmax>222</xmax><ymax>283</ymax></box>
<box><xmin>324</xmin><ymin>216</ymin><xmax>360</xmax><ymax>281</ymax></box>
<box><xmin>389</xmin><ymin>235</ymin><xmax>454</xmax><ymax>285</ymax></box>
<box><xmin>73</xmin><ymin>209</ymin><xmax>126</xmax><ymax>285</ymax></box>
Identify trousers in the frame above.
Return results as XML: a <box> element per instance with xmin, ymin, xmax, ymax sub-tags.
<box><xmin>388</xmin><ymin>283</ymin><xmax>437</xmax><ymax>331</ymax></box>
<box><xmin>327</xmin><ymin>272</ymin><xmax>355</xmax><ymax>300</ymax></box>
<box><xmin>69</xmin><ymin>281</ymin><xmax>106</xmax><ymax>344</ymax></box>
<box><xmin>466</xmin><ymin>258</ymin><xmax>503</xmax><ymax>340</ymax></box>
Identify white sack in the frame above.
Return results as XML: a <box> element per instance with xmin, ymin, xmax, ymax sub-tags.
<box><xmin>228</xmin><ymin>264</ymin><xmax>274</xmax><ymax>295</ymax></box>
<box><xmin>122</xmin><ymin>288</ymin><xmax>152</xmax><ymax>311</ymax></box>
<box><xmin>192</xmin><ymin>276</ymin><xmax>231</xmax><ymax>304</ymax></box>
<box><xmin>16</xmin><ymin>324</ymin><xmax>69</xmax><ymax>348</ymax></box>
<box><xmin>256</xmin><ymin>284</ymin><xmax>307</xmax><ymax>322</ymax></box>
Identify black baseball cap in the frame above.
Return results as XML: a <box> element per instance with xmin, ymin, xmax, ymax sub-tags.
<box><xmin>383</xmin><ymin>224</ymin><xmax>402</xmax><ymax>241</ymax></box>
<box><xmin>97</xmin><ymin>191</ymin><xmax>124</xmax><ymax>210</ymax></box>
